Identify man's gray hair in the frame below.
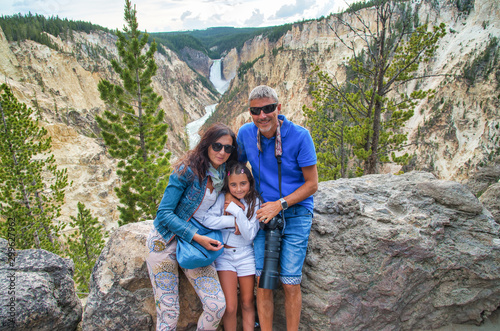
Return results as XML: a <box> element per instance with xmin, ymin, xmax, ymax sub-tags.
<box><xmin>248</xmin><ymin>85</ymin><xmax>278</xmax><ymax>103</ymax></box>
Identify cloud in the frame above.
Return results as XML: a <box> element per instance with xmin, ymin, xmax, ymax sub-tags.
<box><xmin>274</xmin><ymin>0</ymin><xmax>314</xmax><ymax>19</ymax></box>
<box><xmin>12</xmin><ymin>0</ymin><xmax>72</xmax><ymax>16</ymax></box>
<box><xmin>180</xmin><ymin>10</ymin><xmax>192</xmax><ymax>20</ymax></box>
<box><xmin>244</xmin><ymin>9</ymin><xmax>264</xmax><ymax>27</ymax></box>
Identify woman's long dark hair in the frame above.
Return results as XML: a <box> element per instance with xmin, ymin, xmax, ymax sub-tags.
<box><xmin>223</xmin><ymin>162</ymin><xmax>261</xmax><ymax>219</ymax></box>
<box><xmin>174</xmin><ymin>123</ymin><xmax>238</xmax><ymax>182</ymax></box>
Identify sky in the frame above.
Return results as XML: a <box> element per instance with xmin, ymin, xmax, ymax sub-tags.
<box><xmin>1</xmin><ymin>0</ymin><xmax>355</xmax><ymax>32</ymax></box>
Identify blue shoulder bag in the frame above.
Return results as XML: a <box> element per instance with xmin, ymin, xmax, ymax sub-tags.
<box><xmin>176</xmin><ymin>218</ymin><xmax>224</xmax><ymax>269</ymax></box>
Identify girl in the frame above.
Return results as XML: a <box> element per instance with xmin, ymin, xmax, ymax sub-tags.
<box><xmin>146</xmin><ymin>123</ymin><xmax>238</xmax><ymax>331</ymax></box>
<box><xmin>202</xmin><ymin>163</ymin><xmax>261</xmax><ymax>331</ymax></box>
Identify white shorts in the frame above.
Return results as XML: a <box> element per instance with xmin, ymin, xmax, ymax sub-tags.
<box><xmin>215</xmin><ymin>245</ymin><xmax>255</xmax><ymax>277</ymax></box>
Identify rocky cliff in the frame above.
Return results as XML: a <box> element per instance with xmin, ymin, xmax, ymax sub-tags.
<box><xmin>216</xmin><ymin>0</ymin><xmax>500</xmax><ymax>183</ymax></box>
<box><xmin>1</xmin><ymin>0</ymin><xmax>498</xmax><ymax>243</ymax></box>
<box><xmin>0</xmin><ymin>27</ymin><xmax>218</xmax><ymax>229</ymax></box>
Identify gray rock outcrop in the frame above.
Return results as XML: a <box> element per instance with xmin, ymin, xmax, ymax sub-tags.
<box><xmin>298</xmin><ymin>171</ymin><xmax>500</xmax><ymax>330</ymax></box>
<box><xmin>0</xmin><ymin>239</ymin><xmax>82</xmax><ymax>331</ymax></box>
<box><xmin>82</xmin><ymin>171</ymin><xmax>500</xmax><ymax>330</ymax></box>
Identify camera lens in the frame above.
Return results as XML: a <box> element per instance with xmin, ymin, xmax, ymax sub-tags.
<box><xmin>258</xmin><ymin>216</ymin><xmax>284</xmax><ymax>290</ymax></box>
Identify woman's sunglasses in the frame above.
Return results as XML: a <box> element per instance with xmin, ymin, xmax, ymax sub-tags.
<box><xmin>211</xmin><ymin>142</ymin><xmax>235</xmax><ymax>154</ymax></box>
<box><xmin>249</xmin><ymin>103</ymin><xmax>278</xmax><ymax>116</ymax></box>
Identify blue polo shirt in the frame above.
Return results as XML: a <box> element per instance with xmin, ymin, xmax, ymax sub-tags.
<box><xmin>237</xmin><ymin>114</ymin><xmax>317</xmax><ymax>213</ymax></box>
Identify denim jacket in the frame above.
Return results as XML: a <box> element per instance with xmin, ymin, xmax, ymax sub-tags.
<box><xmin>153</xmin><ymin>166</ymin><xmax>208</xmax><ymax>244</ymax></box>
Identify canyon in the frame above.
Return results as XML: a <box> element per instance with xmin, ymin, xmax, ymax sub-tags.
<box><xmin>0</xmin><ymin>0</ymin><xmax>499</xmax><ymax>232</ymax></box>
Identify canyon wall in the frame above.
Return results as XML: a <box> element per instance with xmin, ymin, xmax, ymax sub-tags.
<box><xmin>0</xmin><ymin>27</ymin><xmax>218</xmax><ymax>230</ymax></box>
<box><xmin>217</xmin><ymin>0</ymin><xmax>500</xmax><ymax>182</ymax></box>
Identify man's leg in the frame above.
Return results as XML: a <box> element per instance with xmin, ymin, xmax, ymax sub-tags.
<box><xmin>283</xmin><ymin>284</ymin><xmax>302</xmax><ymax>331</ymax></box>
<box><xmin>279</xmin><ymin>206</ymin><xmax>313</xmax><ymax>331</ymax></box>
<box><xmin>256</xmin><ymin>277</ymin><xmax>274</xmax><ymax>331</ymax></box>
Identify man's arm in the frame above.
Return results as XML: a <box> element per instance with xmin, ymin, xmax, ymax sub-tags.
<box><xmin>256</xmin><ymin>164</ymin><xmax>318</xmax><ymax>223</ymax></box>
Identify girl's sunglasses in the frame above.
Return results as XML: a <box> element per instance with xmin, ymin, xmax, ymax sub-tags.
<box><xmin>249</xmin><ymin>103</ymin><xmax>278</xmax><ymax>116</ymax></box>
<box><xmin>211</xmin><ymin>142</ymin><xmax>235</xmax><ymax>153</ymax></box>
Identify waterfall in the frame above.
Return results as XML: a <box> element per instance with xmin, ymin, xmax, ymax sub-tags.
<box><xmin>210</xmin><ymin>59</ymin><xmax>230</xmax><ymax>94</ymax></box>
<box><xmin>186</xmin><ymin>59</ymin><xmax>230</xmax><ymax>148</ymax></box>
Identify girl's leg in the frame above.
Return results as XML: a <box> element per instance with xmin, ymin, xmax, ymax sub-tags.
<box><xmin>183</xmin><ymin>264</ymin><xmax>226</xmax><ymax>330</ymax></box>
<box><xmin>238</xmin><ymin>275</ymin><xmax>256</xmax><ymax>331</ymax></box>
<box><xmin>146</xmin><ymin>229</ymin><xmax>180</xmax><ymax>331</ymax></box>
<box><xmin>218</xmin><ymin>270</ymin><xmax>239</xmax><ymax>331</ymax></box>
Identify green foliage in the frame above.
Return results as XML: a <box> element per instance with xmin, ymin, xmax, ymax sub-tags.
<box><xmin>152</xmin><ymin>33</ymin><xmax>207</xmax><ymax>55</ymax></box>
<box><xmin>0</xmin><ymin>84</ymin><xmax>69</xmax><ymax>253</ymax></box>
<box><xmin>238</xmin><ymin>55</ymin><xmax>264</xmax><ymax>79</ymax></box>
<box><xmin>303</xmin><ymin>84</ymin><xmax>353</xmax><ymax>181</ymax></box>
<box><xmin>152</xmin><ymin>24</ymin><xmax>293</xmax><ymax>59</ymax></box>
<box><xmin>0</xmin><ymin>12</ymin><xmax>111</xmax><ymax>51</ymax></box>
<box><xmin>263</xmin><ymin>24</ymin><xmax>293</xmax><ymax>43</ymax></box>
<box><xmin>455</xmin><ymin>0</ymin><xmax>475</xmax><ymax>15</ymax></box>
<box><xmin>343</xmin><ymin>0</ymin><xmax>380</xmax><ymax>14</ymax></box>
<box><xmin>96</xmin><ymin>0</ymin><xmax>170</xmax><ymax>225</ymax></box>
<box><xmin>65</xmin><ymin>202</ymin><xmax>107</xmax><ymax>295</ymax></box>
<box><xmin>305</xmin><ymin>0</ymin><xmax>446</xmax><ymax>178</ymax></box>
<box><xmin>152</xmin><ymin>27</ymin><xmax>266</xmax><ymax>59</ymax></box>
<box><xmin>463</xmin><ymin>37</ymin><xmax>499</xmax><ymax>85</ymax></box>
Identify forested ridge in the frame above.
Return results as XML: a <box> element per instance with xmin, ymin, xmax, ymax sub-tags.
<box><xmin>0</xmin><ymin>13</ymin><xmax>111</xmax><ymax>50</ymax></box>
<box><xmin>0</xmin><ymin>13</ymin><xmax>294</xmax><ymax>59</ymax></box>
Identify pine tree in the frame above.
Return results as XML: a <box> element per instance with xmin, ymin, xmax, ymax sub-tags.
<box><xmin>304</xmin><ymin>84</ymin><xmax>355</xmax><ymax>180</ymax></box>
<box><xmin>0</xmin><ymin>84</ymin><xmax>68</xmax><ymax>253</ymax></box>
<box><xmin>96</xmin><ymin>0</ymin><xmax>170</xmax><ymax>225</ymax></box>
<box><xmin>305</xmin><ymin>0</ymin><xmax>446</xmax><ymax>178</ymax></box>
<box><xmin>65</xmin><ymin>202</ymin><xmax>107</xmax><ymax>294</ymax></box>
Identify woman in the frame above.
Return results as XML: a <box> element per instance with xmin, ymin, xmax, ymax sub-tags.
<box><xmin>146</xmin><ymin>123</ymin><xmax>238</xmax><ymax>331</ymax></box>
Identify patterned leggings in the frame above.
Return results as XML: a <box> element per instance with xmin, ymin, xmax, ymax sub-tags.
<box><xmin>146</xmin><ymin>227</ymin><xmax>226</xmax><ymax>331</ymax></box>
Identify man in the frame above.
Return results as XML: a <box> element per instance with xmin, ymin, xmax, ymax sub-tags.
<box><xmin>236</xmin><ymin>85</ymin><xmax>318</xmax><ymax>330</ymax></box>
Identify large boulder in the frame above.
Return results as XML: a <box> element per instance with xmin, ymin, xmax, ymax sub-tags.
<box><xmin>82</xmin><ymin>171</ymin><xmax>500</xmax><ymax>330</ymax></box>
<box><xmin>0</xmin><ymin>238</ymin><xmax>82</xmax><ymax>331</ymax></box>
<box><xmin>297</xmin><ymin>171</ymin><xmax>500</xmax><ymax>330</ymax></box>
<box><xmin>82</xmin><ymin>220</ymin><xmax>204</xmax><ymax>331</ymax></box>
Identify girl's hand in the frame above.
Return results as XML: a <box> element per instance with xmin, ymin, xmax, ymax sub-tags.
<box><xmin>192</xmin><ymin>233</ymin><xmax>223</xmax><ymax>251</ymax></box>
<box><xmin>224</xmin><ymin>192</ymin><xmax>244</xmax><ymax>211</ymax></box>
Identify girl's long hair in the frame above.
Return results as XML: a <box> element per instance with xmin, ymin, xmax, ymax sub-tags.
<box><xmin>223</xmin><ymin>162</ymin><xmax>261</xmax><ymax>219</ymax></box>
<box><xmin>173</xmin><ymin>123</ymin><xmax>238</xmax><ymax>182</ymax></box>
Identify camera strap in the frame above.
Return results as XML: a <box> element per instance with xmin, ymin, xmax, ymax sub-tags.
<box><xmin>257</xmin><ymin>122</ymin><xmax>286</xmax><ymax>225</ymax></box>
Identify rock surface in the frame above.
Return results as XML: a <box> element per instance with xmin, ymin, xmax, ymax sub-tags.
<box><xmin>82</xmin><ymin>221</ymin><xmax>204</xmax><ymax>331</ymax></box>
<box><xmin>82</xmin><ymin>171</ymin><xmax>500</xmax><ymax>330</ymax></box>
<box><xmin>298</xmin><ymin>171</ymin><xmax>500</xmax><ymax>330</ymax></box>
<box><xmin>480</xmin><ymin>182</ymin><xmax>500</xmax><ymax>224</ymax></box>
<box><xmin>0</xmin><ymin>239</ymin><xmax>82</xmax><ymax>331</ymax></box>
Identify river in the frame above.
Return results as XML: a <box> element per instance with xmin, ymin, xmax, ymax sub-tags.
<box><xmin>185</xmin><ymin>59</ymin><xmax>230</xmax><ymax>148</ymax></box>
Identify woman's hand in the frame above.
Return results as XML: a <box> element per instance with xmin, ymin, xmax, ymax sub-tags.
<box><xmin>192</xmin><ymin>233</ymin><xmax>223</xmax><ymax>251</ymax></box>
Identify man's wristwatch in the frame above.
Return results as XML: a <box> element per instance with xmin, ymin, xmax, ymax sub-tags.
<box><xmin>279</xmin><ymin>198</ymin><xmax>288</xmax><ymax>210</ymax></box>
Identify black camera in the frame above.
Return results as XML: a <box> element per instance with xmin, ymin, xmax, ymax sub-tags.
<box><xmin>258</xmin><ymin>215</ymin><xmax>284</xmax><ymax>290</ymax></box>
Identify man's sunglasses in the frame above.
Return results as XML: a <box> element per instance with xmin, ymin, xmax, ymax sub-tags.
<box><xmin>249</xmin><ymin>103</ymin><xmax>278</xmax><ymax>116</ymax></box>
<box><xmin>211</xmin><ymin>142</ymin><xmax>235</xmax><ymax>154</ymax></box>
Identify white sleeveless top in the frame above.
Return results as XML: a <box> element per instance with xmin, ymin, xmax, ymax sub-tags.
<box><xmin>192</xmin><ymin>188</ymin><xmax>218</xmax><ymax>222</ymax></box>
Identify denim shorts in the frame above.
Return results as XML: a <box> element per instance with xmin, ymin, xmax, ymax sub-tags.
<box><xmin>254</xmin><ymin>205</ymin><xmax>312</xmax><ymax>285</ymax></box>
